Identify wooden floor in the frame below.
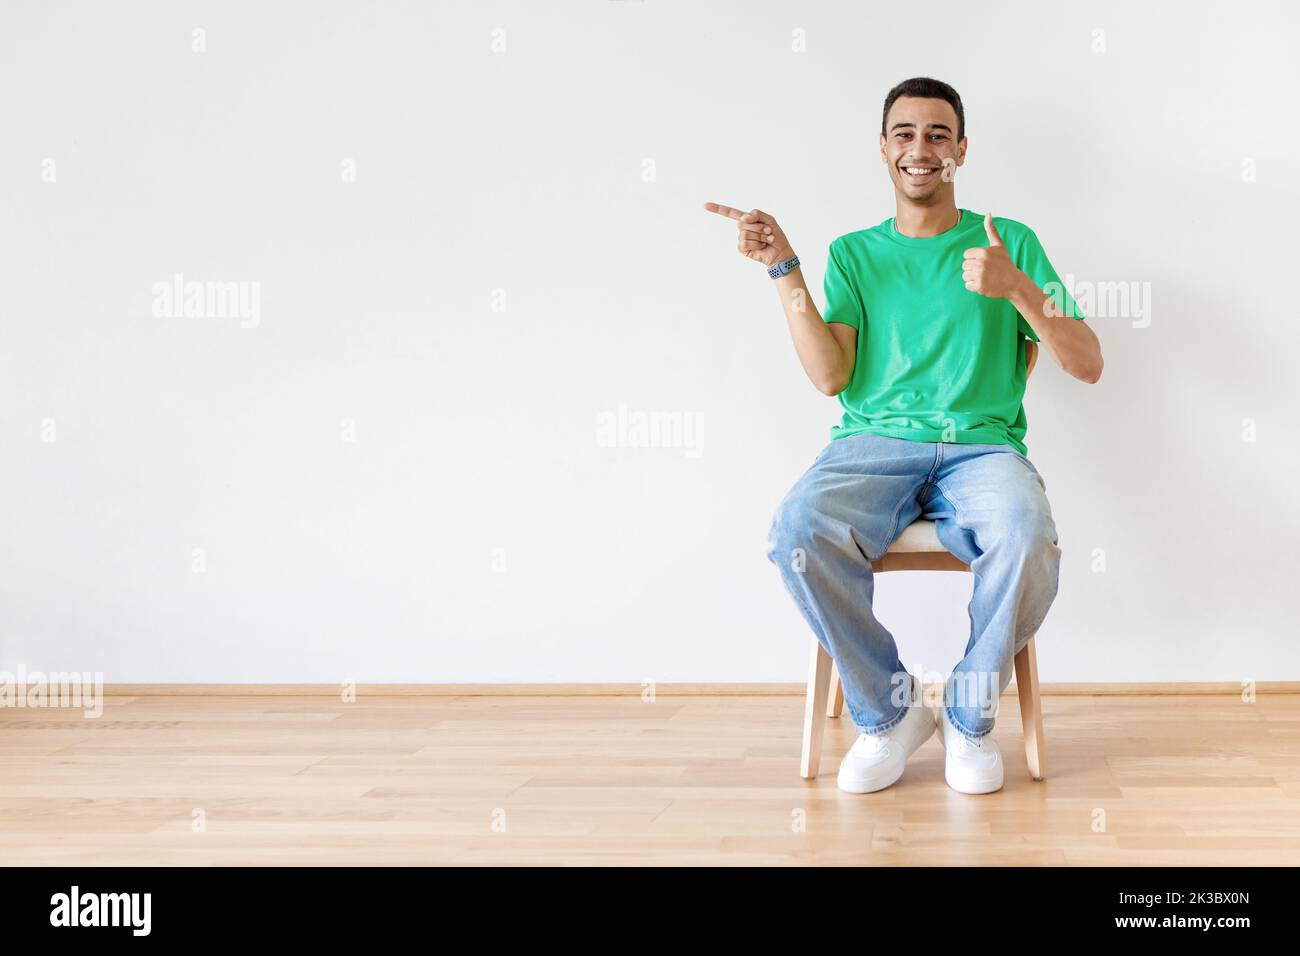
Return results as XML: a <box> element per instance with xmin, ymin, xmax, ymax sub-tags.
<box><xmin>3</xmin><ymin>690</ymin><xmax>1299</xmax><ymax>865</ymax></box>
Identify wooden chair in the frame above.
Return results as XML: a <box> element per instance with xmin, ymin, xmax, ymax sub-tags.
<box><xmin>799</xmin><ymin>339</ymin><xmax>1045</xmax><ymax>782</ymax></box>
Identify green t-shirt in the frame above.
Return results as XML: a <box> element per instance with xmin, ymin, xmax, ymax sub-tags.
<box><xmin>821</xmin><ymin>208</ymin><xmax>1083</xmax><ymax>456</ymax></box>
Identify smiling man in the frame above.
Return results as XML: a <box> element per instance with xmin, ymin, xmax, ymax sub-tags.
<box><xmin>705</xmin><ymin>77</ymin><xmax>1102</xmax><ymax>796</ymax></box>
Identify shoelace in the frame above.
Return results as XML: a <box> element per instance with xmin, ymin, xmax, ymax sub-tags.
<box><xmin>856</xmin><ymin>733</ymin><xmax>887</xmax><ymax>753</ymax></box>
<box><xmin>858</xmin><ymin>698</ymin><xmax>927</xmax><ymax>753</ymax></box>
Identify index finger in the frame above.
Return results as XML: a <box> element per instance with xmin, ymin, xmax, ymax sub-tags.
<box><xmin>703</xmin><ymin>202</ymin><xmax>745</xmax><ymax>220</ymax></box>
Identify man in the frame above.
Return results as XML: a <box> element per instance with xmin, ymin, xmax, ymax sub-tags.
<box><xmin>705</xmin><ymin>77</ymin><xmax>1102</xmax><ymax>796</ymax></box>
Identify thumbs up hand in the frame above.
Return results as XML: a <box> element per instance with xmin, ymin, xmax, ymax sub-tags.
<box><xmin>962</xmin><ymin>213</ymin><xmax>1025</xmax><ymax>299</ymax></box>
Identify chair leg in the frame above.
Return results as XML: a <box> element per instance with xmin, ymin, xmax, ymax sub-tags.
<box><xmin>827</xmin><ymin>662</ymin><xmax>845</xmax><ymax>718</ymax></box>
<box><xmin>1014</xmin><ymin>636</ymin><xmax>1046</xmax><ymax>780</ymax></box>
<box><xmin>800</xmin><ymin>639</ymin><xmax>834</xmax><ymax>779</ymax></box>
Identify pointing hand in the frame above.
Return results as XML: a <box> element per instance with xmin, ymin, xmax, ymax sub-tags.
<box><xmin>704</xmin><ymin>202</ymin><xmax>796</xmax><ymax>269</ymax></box>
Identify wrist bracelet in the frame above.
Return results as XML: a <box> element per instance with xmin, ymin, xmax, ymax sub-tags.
<box><xmin>768</xmin><ymin>255</ymin><xmax>800</xmax><ymax>280</ymax></box>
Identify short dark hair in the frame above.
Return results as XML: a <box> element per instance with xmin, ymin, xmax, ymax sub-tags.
<box><xmin>881</xmin><ymin>77</ymin><xmax>965</xmax><ymax>140</ymax></box>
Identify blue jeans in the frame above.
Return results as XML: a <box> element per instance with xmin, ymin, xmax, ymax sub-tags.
<box><xmin>766</xmin><ymin>432</ymin><xmax>1061</xmax><ymax>741</ymax></box>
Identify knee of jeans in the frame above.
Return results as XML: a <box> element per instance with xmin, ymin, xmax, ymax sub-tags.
<box><xmin>766</xmin><ymin>494</ymin><xmax>818</xmax><ymax>567</ymax></box>
<box><xmin>993</xmin><ymin>510</ymin><xmax>1059</xmax><ymax>564</ymax></box>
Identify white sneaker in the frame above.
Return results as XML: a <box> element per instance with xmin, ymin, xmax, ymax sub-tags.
<box><xmin>936</xmin><ymin>705</ymin><xmax>1004</xmax><ymax>794</ymax></box>
<box><xmin>837</xmin><ymin>676</ymin><xmax>937</xmax><ymax>794</ymax></box>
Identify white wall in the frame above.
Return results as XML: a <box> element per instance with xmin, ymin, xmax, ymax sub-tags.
<box><xmin>2</xmin><ymin>0</ymin><xmax>1297</xmax><ymax>684</ymax></box>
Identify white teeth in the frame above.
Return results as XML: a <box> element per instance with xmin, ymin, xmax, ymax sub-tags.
<box><xmin>904</xmin><ymin>167</ymin><xmax>936</xmax><ymax>175</ymax></box>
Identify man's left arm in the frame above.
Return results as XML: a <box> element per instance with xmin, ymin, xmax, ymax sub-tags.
<box><xmin>963</xmin><ymin>213</ymin><xmax>1104</xmax><ymax>384</ymax></box>
<box><xmin>1008</xmin><ymin>277</ymin><xmax>1103</xmax><ymax>384</ymax></box>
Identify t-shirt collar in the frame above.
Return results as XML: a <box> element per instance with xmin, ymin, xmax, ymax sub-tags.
<box><xmin>887</xmin><ymin>208</ymin><xmax>979</xmax><ymax>245</ymax></box>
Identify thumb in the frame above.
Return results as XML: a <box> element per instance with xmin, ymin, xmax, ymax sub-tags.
<box><xmin>984</xmin><ymin>212</ymin><xmax>1003</xmax><ymax>247</ymax></box>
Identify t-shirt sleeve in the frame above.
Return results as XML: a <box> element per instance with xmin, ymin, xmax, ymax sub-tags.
<box><xmin>1013</xmin><ymin>227</ymin><xmax>1085</xmax><ymax>342</ymax></box>
<box><xmin>822</xmin><ymin>240</ymin><xmax>865</xmax><ymax>330</ymax></box>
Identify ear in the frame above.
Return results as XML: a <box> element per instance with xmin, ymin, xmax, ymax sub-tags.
<box><xmin>956</xmin><ymin>135</ymin><xmax>968</xmax><ymax>167</ymax></box>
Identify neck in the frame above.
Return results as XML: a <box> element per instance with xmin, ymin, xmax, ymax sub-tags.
<box><xmin>893</xmin><ymin>196</ymin><xmax>961</xmax><ymax>238</ymax></box>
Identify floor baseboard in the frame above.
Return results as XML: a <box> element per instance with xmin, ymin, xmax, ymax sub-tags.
<box><xmin>92</xmin><ymin>681</ymin><xmax>1298</xmax><ymax>697</ymax></box>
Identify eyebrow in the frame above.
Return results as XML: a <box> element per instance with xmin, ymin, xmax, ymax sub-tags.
<box><xmin>889</xmin><ymin>122</ymin><xmax>953</xmax><ymax>134</ymax></box>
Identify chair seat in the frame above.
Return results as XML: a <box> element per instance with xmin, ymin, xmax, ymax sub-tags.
<box><xmin>888</xmin><ymin>518</ymin><xmax>947</xmax><ymax>554</ymax></box>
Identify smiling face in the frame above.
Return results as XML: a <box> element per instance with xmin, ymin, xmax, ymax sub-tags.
<box><xmin>880</xmin><ymin>96</ymin><xmax>967</xmax><ymax>203</ymax></box>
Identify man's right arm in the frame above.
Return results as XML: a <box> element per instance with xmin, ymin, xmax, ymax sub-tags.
<box><xmin>704</xmin><ymin>202</ymin><xmax>857</xmax><ymax>396</ymax></box>
<box><xmin>772</xmin><ymin>265</ymin><xmax>858</xmax><ymax>396</ymax></box>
